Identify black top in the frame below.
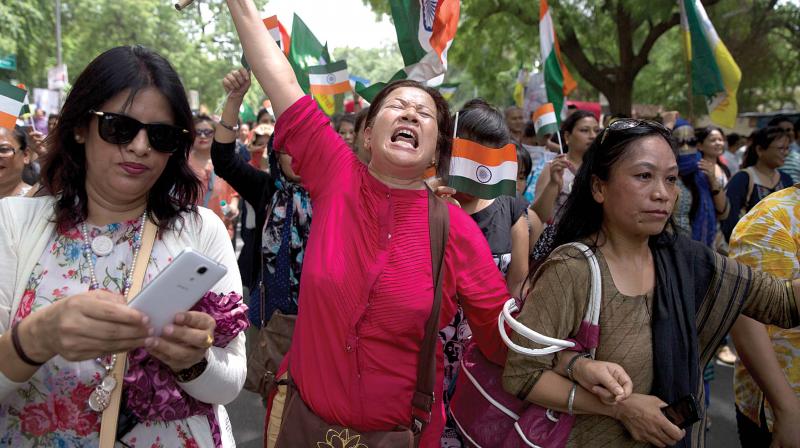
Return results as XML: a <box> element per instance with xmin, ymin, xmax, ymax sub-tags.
<box><xmin>469</xmin><ymin>195</ymin><xmax>528</xmax><ymax>275</ymax></box>
<box><xmin>210</xmin><ymin>139</ymin><xmax>276</xmax><ymax>288</ymax></box>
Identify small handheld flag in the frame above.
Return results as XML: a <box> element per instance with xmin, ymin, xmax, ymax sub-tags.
<box><xmin>533</xmin><ymin>103</ymin><xmax>559</xmax><ymax>136</ymax></box>
<box><xmin>0</xmin><ymin>82</ymin><xmax>26</xmax><ymax>130</ymax></box>
<box><xmin>448</xmin><ymin>138</ymin><xmax>518</xmax><ymax>199</ymax></box>
<box><xmin>308</xmin><ymin>60</ymin><xmax>351</xmax><ymax>96</ymax></box>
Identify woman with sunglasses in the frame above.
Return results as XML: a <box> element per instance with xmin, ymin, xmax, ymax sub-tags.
<box><xmin>672</xmin><ymin>120</ymin><xmax>730</xmax><ymax>248</ymax></box>
<box><xmin>503</xmin><ymin>119</ymin><xmax>800</xmax><ymax>448</ymax></box>
<box><xmin>720</xmin><ymin>126</ymin><xmax>793</xmax><ymax>242</ymax></box>
<box><xmin>227</xmin><ymin>1</ymin><xmax>513</xmax><ymax>445</ymax></box>
<box><xmin>189</xmin><ymin>115</ymin><xmax>239</xmax><ymax>240</ymax></box>
<box><xmin>0</xmin><ymin>46</ymin><xmax>248</xmax><ymax>447</ymax></box>
<box><xmin>0</xmin><ymin>126</ymin><xmax>32</xmax><ymax>199</ymax></box>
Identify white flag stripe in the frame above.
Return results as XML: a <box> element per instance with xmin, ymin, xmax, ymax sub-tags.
<box><xmin>450</xmin><ymin>157</ymin><xmax>518</xmax><ymax>185</ymax></box>
<box><xmin>535</xmin><ymin>111</ymin><xmax>557</xmax><ymax>128</ymax></box>
<box><xmin>309</xmin><ymin>69</ymin><xmax>349</xmax><ymax>86</ymax></box>
<box><xmin>268</xmin><ymin>28</ymin><xmax>281</xmax><ymax>42</ymax></box>
<box><xmin>0</xmin><ymin>96</ymin><xmax>23</xmax><ymax>116</ymax></box>
<box><xmin>539</xmin><ymin>9</ymin><xmax>556</xmax><ymax>62</ymax></box>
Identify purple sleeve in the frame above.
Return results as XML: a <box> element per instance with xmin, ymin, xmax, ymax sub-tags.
<box><xmin>273</xmin><ymin>96</ymin><xmax>359</xmax><ymax>200</ymax></box>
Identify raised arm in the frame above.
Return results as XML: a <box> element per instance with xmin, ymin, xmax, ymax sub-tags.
<box><xmin>212</xmin><ymin>69</ymin><xmax>274</xmax><ymax>207</ymax></box>
<box><xmin>226</xmin><ymin>0</ymin><xmax>303</xmax><ymax>119</ymax></box>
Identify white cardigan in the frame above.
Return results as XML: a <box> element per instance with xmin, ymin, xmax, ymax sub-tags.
<box><xmin>0</xmin><ymin>196</ymin><xmax>245</xmax><ymax>446</ymax></box>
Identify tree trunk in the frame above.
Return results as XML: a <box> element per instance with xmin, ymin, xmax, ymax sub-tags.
<box><xmin>601</xmin><ymin>73</ymin><xmax>636</xmax><ymax>117</ymax></box>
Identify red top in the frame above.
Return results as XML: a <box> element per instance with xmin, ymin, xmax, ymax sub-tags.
<box><xmin>274</xmin><ymin>96</ymin><xmax>509</xmax><ymax>446</ymax></box>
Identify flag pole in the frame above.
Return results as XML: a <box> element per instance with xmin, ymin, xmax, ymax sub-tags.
<box><xmin>555</xmin><ymin>128</ymin><xmax>564</xmax><ymax>155</ymax></box>
<box><xmin>684</xmin><ymin>56</ymin><xmax>695</xmax><ymax>125</ymax></box>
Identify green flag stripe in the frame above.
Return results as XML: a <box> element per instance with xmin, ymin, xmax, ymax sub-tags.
<box><xmin>389</xmin><ymin>0</ymin><xmax>428</xmax><ymax>66</ymax></box>
<box><xmin>355</xmin><ymin>69</ymin><xmax>407</xmax><ymax>103</ymax></box>
<box><xmin>543</xmin><ymin>51</ymin><xmax>565</xmax><ymax>123</ymax></box>
<box><xmin>684</xmin><ymin>0</ymin><xmax>724</xmax><ymax>96</ymax></box>
<box><xmin>0</xmin><ymin>83</ymin><xmax>26</xmax><ymax>102</ymax></box>
<box><xmin>307</xmin><ymin>60</ymin><xmax>347</xmax><ymax>75</ymax></box>
<box><xmin>289</xmin><ymin>14</ymin><xmax>327</xmax><ymax>94</ymax></box>
<box><xmin>448</xmin><ymin>176</ymin><xmax>517</xmax><ymax>200</ymax></box>
<box><xmin>537</xmin><ymin>122</ymin><xmax>559</xmax><ymax>137</ymax></box>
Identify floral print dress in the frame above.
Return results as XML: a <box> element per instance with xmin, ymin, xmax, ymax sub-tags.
<box><xmin>0</xmin><ymin>219</ymin><xmax>209</xmax><ymax>447</ymax></box>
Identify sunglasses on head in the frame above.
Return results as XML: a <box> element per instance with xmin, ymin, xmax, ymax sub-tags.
<box><xmin>600</xmin><ymin>118</ymin><xmax>669</xmax><ymax>145</ymax></box>
<box><xmin>90</xmin><ymin>110</ymin><xmax>190</xmax><ymax>154</ymax></box>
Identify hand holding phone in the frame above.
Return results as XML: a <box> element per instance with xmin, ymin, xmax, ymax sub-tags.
<box><xmin>661</xmin><ymin>394</ymin><xmax>700</xmax><ymax>430</ymax></box>
<box><xmin>128</xmin><ymin>248</ymin><xmax>226</xmax><ymax>336</ymax></box>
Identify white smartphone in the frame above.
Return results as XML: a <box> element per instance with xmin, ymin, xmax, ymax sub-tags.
<box><xmin>129</xmin><ymin>248</ymin><xmax>227</xmax><ymax>335</ymax></box>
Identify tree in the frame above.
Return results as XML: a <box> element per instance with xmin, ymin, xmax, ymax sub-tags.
<box><xmin>0</xmin><ymin>0</ymin><xmax>268</xmax><ymax>112</ymax></box>
<box><xmin>363</xmin><ymin>0</ymin><xmax>800</xmax><ymax>116</ymax></box>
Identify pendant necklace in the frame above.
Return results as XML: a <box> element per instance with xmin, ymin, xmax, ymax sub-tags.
<box><xmin>80</xmin><ymin>211</ymin><xmax>147</xmax><ymax>412</ymax></box>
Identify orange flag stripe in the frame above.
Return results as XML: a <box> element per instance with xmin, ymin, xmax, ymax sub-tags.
<box><xmin>452</xmin><ymin>138</ymin><xmax>517</xmax><ymax>167</ymax></box>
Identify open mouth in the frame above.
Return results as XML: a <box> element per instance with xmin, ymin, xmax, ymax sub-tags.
<box><xmin>391</xmin><ymin>126</ymin><xmax>419</xmax><ymax>149</ymax></box>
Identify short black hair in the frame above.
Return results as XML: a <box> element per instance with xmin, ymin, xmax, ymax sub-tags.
<box><xmin>516</xmin><ymin>143</ymin><xmax>532</xmax><ymax>179</ymax></box>
<box><xmin>743</xmin><ymin>126</ymin><xmax>791</xmax><ymax>168</ymax></box>
<box><xmin>457</xmin><ymin>98</ymin><xmax>511</xmax><ymax>148</ymax></box>
<box><xmin>354</xmin><ymin>107</ymin><xmax>370</xmax><ymax>133</ymax></box>
<box><xmin>335</xmin><ymin>113</ymin><xmax>355</xmax><ymax>132</ymax></box>
<box><xmin>767</xmin><ymin>114</ymin><xmax>794</xmax><ymax>127</ymax></box>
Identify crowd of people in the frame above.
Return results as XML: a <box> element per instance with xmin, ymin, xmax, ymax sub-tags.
<box><xmin>0</xmin><ymin>1</ymin><xmax>799</xmax><ymax>447</ymax></box>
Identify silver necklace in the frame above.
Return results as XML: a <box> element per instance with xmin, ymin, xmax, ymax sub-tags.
<box><xmin>80</xmin><ymin>211</ymin><xmax>147</xmax><ymax>412</ymax></box>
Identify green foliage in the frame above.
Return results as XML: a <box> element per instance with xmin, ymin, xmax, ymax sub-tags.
<box><xmin>0</xmin><ymin>0</ymin><xmax>267</xmax><ymax>112</ymax></box>
<box><xmin>364</xmin><ymin>0</ymin><xmax>799</xmax><ymax>115</ymax></box>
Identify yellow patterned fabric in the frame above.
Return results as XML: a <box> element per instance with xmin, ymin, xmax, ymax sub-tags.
<box><xmin>729</xmin><ymin>185</ymin><xmax>800</xmax><ymax>429</ymax></box>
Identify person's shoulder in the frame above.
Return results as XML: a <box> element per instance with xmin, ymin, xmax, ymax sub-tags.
<box><xmin>0</xmin><ymin>195</ymin><xmax>55</xmax><ymax>220</ymax></box>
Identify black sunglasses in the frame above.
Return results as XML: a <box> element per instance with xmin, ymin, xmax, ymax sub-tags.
<box><xmin>90</xmin><ymin>110</ymin><xmax>190</xmax><ymax>154</ymax></box>
<box><xmin>600</xmin><ymin>118</ymin><xmax>670</xmax><ymax>145</ymax></box>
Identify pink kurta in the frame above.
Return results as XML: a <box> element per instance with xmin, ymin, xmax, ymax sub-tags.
<box><xmin>273</xmin><ymin>96</ymin><xmax>509</xmax><ymax>446</ymax></box>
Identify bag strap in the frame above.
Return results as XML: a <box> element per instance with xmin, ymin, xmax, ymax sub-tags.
<box><xmin>98</xmin><ymin>217</ymin><xmax>158</xmax><ymax>448</ymax></box>
<box><xmin>498</xmin><ymin>242</ymin><xmax>602</xmax><ymax>357</ymax></box>
<box><xmin>410</xmin><ymin>188</ymin><xmax>449</xmax><ymax>434</ymax></box>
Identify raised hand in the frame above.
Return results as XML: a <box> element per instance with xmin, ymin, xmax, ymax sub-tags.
<box><xmin>223</xmin><ymin>68</ymin><xmax>251</xmax><ymax>101</ymax></box>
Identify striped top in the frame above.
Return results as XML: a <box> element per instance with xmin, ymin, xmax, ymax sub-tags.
<box><xmin>273</xmin><ymin>96</ymin><xmax>510</xmax><ymax>447</ymax></box>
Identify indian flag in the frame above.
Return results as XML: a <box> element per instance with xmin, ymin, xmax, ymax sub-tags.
<box><xmin>680</xmin><ymin>0</ymin><xmax>741</xmax><ymax>128</ymax></box>
<box><xmin>533</xmin><ymin>103</ymin><xmax>558</xmax><ymax>136</ymax></box>
<box><xmin>264</xmin><ymin>15</ymin><xmax>290</xmax><ymax>55</ymax></box>
<box><xmin>540</xmin><ymin>0</ymin><xmax>576</xmax><ymax>120</ymax></box>
<box><xmin>0</xmin><ymin>82</ymin><xmax>26</xmax><ymax>130</ymax></box>
<box><xmin>448</xmin><ymin>138</ymin><xmax>518</xmax><ymax>199</ymax></box>
<box><xmin>308</xmin><ymin>60</ymin><xmax>351</xmax><ymax>96</ymax></box>
<box><xmin>356</xmin><ymin>0</ymin><xmax>460</xmax><ymax>102</ymax></box>
<box><xmin>241</xmin><ymin>15</ymin><xmax>290</xmax><ymax>70</ymax></box>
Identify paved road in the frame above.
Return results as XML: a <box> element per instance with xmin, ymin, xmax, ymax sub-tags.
<box><xmin>229</xmin><ymin>233</ymin><xmax>742</xmax><ymax>447</ymax></box>
<box><xmin>227</xmin><ymin>360</ymin><xmax>743</xmax><ymax>447</ymax></box>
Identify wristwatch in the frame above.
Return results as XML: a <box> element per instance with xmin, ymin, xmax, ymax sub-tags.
<box><xmin>175</xmin><ymin>357</ymin><xmax>209</xmax><ymax>383</ymax></box>
<box><xmin>218</xmin><ymin>118</ymin><xmax>239</xmax><ymax>132</ymax></box>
